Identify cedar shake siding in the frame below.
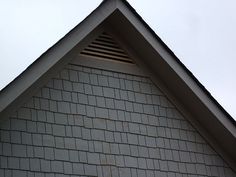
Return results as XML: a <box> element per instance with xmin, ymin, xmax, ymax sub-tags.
<box><xmin>0</xmin><ymin>0</ymin><xmax>235</xmax><ymax>176</ymax></box>
<box><xmin>0</xmin><ymin>61</ymin><xmax>235</xmax><ymax>177</ymax></box>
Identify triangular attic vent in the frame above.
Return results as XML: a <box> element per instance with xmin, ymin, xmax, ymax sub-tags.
<box><xmin>80</xmin><ymin>32</ymin><xmax>134</xmax><ymax>64</ymax></box>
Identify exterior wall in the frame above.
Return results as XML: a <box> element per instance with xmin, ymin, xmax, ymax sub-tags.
<box><xmin>0</xmin><ymin>63</ymin><xmax>235</xmax><ymax>177</ymax></box>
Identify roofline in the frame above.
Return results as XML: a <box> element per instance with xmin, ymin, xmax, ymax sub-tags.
<box><xmin>0</xmin><ymin>0</ymin><xmax>113</xmax><ymax>115</ymax></box>
<box><xmin>1</xmin><ymin>0</ymin><xmax>234</xmax><ymax>125</ymax></box>
<box><xmin>0</xmin><ymin>0</ymin><xmax>106</xmax><ymax>94</ymax></box>
<box><xmin>0</xmin><ymin>0</ymin><xmax>235</xmax><ymax>168</ymax></box>
<box><xmin>120</xmin><ymin>0</ymin><xmax>235</xmax><ymax>126</ymax></box>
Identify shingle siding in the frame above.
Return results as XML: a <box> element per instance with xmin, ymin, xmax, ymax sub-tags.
<box><xmin>0</xmin><ymin>63</ymin><xmax>235</xmax><ymax>177</ymax></box>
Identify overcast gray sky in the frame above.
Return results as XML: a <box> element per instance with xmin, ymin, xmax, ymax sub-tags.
<box><xmin>0</xmin><ymin>0</ymin><xmax>235</xmax><ymax>119</ymax></box>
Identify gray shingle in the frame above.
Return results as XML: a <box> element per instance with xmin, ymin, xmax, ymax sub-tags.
<box><xmin>178</xmin><ymin>162</ymin><xmax>186</xmax><ymax>173</ymax></box>
<box><xmin>78</xmin><ymin>93</ymin><xmax>88</xmax><ymax>104</ymax></box>
<box><xmin>0</xmin><ymin>156</ymin><xmax>7</xmax><ymax>168</ymax></box>
<box><xmin>93</xmin><ymin>118</ymin><xmax>106</xmax><ymax>129</ymax></box>
<box><xmin>114</xmin><ymin>100</ymin><xmax>125</xmax><ymax>110</ymax></box>
<box><xmin>64</xmin><ymin>162</ymin><xmax>73</xmax><ymax>174</ymax></box>
<box><xmin>106</xmin><ymin>120</ymin><xmax>115</xmax><ymax>131</ymax></box>
<box><xmin>37</xmin><ymin>122</ymin><xmax>45</xmax><ymax>133</ymax></box>
<box><xmin>127</xmin><ymin>134</ymin><xmax>138</xmax><ymax>145</ymax></box>
<box><xmin>81</xmin><ymin>127</ymin><xmax>91</xmax><ymax>140</ymax></box>
<box><xmin>40</xmin><ymin>159</ymin><xmax>51</xmax><ymax>172</ymax></box>
<box><xmin>84</xmin><ymin>164</ymin><xmax>97</xmax><ymax>176</ymax></box>
<box><xmin>2</xmin><ymin>143</ymin><xmax>11</xmax><ymax>156</ymax></box>
<box><xmin>114</xmin><ymin>132</ymin><xmax>122</xmax><ymax>143</ymax></box>
<box><xmin>72</xmin><ymin>126</ymin><xmax>82</xmax><ymax>138</ymax></box>
<box><xmin>32</xmin><ymin>134</ymin><xmax>42</xmax><ymax>146</ymax></box>
<box><xmin>76</xmin><ymin>139</ymin><xmax>88</xmax><ymax>151</ymax></box>
<box><xmin>55</xmin><ymin>149</ymin><xmax>69</xmax><ymax>161</ymax></box>
<box><xmin>138</xmin><ymin>135</ymin><xmax>146</xmax><ymax>146</ymax></box>
<box><xmin>196</xmin><ymin>164</ymin><xmax>206</xmax><ymax>175</ymax></box>
<box><xmin>138</xmin><ymin>146</ymin><xmax>149</xmax><ymax>157</ymax></box>
<box><xmin>64</xmin><ymin>137</ymin><xmax>76</xmax><ymax>149</ymax></box>
<box><xmin>65</xmin><ymin>125</ymin><xmax>72</xmax><ymax>137</ymax></box>
<box><xmin>138</xmin><ymin>158</ymin><xmax>147</xmax><ymax>169</ymax></box>
<box><xmin>51</xmin><ymin>160</ymin><xmax>64</xmax><ymax>173</ymax></box>
<box><xmin>92</xmin><ymin>86</ymin><xmax>103</xmax><ymax>96</ymax></box>
<box><xmin>86</xmin><ymin>105</ymin><xmax>95</xmax><ymax>117</ymax></box>
<box><xmin>94</xmin><ymin>141</ymin><xmax>103</xmax><ymax>152</ymax></box>
<box><xmin>54</xmin><ymin>113</ymin><xmax>67</xmax><ymax>125</ymax></box>
<box><xmin>88</xmin><ymin>95</ymin><xmax>96</xmax><ymax>105</ymax></box>
<box><xmin>69</xmin><ymin>70</ymin><xmax>78</xmax><ymax>82</ymax></box>
<box><xmin>159</xmin><ymin>160</ymin><xmax>168</xmax><ymax>171</ymax></box>
<box><xmin>2</xmin><ymin>65</ymin><xmax>235</xmax><ymax>177</ymax></box>
<box><xmin>34</xmin><ymin>146</ymin><xmax>44</xmax><ymax>158</ymax></box>
<box><xmin>84</xmin><ymin>84</ymin><xmax>93</xmax><ymax>94</ymax></box>
<box><xmin>108</xmin><ymin>77</ymin><xmax>120</xmax><ymax>88</ymax></box>
<box><xmin>185</xmin><ymin>163</ymin><xmax>196</xmax><ymax>174</ymax></box>
<box><xmin>30</xmin><ymin>158</ymin><xmax>40</xmax><ymax>171</ymax></box>
<box><xmin>79</xmin><ymin>151</ymin><xmax>87</xmax><ymax>163</ymax></box>
<box><xmin>63</xmin><ymin>80</ymin><xmax>73</xmax><ymax>91</ymax></box>
<box><xmin>0</xmin><ymin>130</ymin><xmax>10</xmax><ymax>143</ymax></box>
<box><xmin>54</xmin><ymin>79</ymin><xmax>63</xmax><ymax>89</ymax></box>
<box><xmin>57</xmin><ymin>101</ymin><xmax>70</xmax><ymax>114</ymax></box>
<box><xmin>105</xmin><ymin>131</ymin><xmax>114</xmax><ymax>142</ymax></box>
<box><xmin>110</xmin><ymin>143</ymin><xmax>119</xmax><ymax>154</ymax></box>
<box><xmin>115</xmin><ymin>121</ymin><xmax>123</xmax><ymax>132</ymax></box>
<box><xmin>12</xmin><ymin>170</ymin><xmax>27</xmax><ymax>177</ymax></box>
<box><xmin>11</xmin><ymin>119</ymin><xmax>26</xmax><ymax>131</ymax></box>
<box><xmin>18</xmin><ymin>107</ymin><xmax>31</xmax><ymax>120</ymax></box>
<box><xmin>131</xmin><ymin>112</ymin><xmax>142</xmax><ymax>123</ymax></box>
<box><xmin>120</xmin><ymin>90</ymin><xmax>128</xmax><ymax>100</ymax></box>
<box><xmin>44</xmin><ymin>147</ymin><xmax>54</xmax><ymax>160</ymax></box>
<box><xmin>133</xmin><ymin>103</ymin><xmax>143</xmax><ymax>113</ymax></box>
<box><xmin>78</xmin><ymin>71</ymin><xmax>90</xmax><ymax>83</ymax></box>
<box><xmin>20</xmin><ymin>158</ymin><xmax>30</xmax><ymax>170</ymax></box>
<box><xmin>95</xmin><ymin>107</ymin><xmax>108</xmax><ymax>118</ymax></box>
<box><xmin>98</xmin><ymin>75</ymin><xmax>109</xmax><ymax>86</ymax></box>
<box><xmin>69</xmin><ymin>150</ymin><xmax>79</xmax><ymax>162</ymax></box>
<box><xmin>52</xmin><ymin>124</ymin><xmax>65</xmax><ymax>136</ymax></box>
<box><xmin>60</xmin><ymin>69</ymin><xmax>69</xmax><ymax>80</ymax></box>
<box><xmin>50</xmin><ymin>89</ymin><xmax>62</xmax><ymax>101</ymax></box>
<box><xmin>90</xmin><ymin>74</ymin><xmax>98</xmax><ymax>85</ymax></box>
<box><xmin>55</xmin><ymin>137</ymin><xmax>64</xmax><ymax>148</ymax></box>
<box><xmin>146</xmin><ymin>137</ymin><xmax>156</xmax><ymax>147</ymax></box>
<box><xmin>137</xmin><ymin>169</ymin><xmax>146</xmax><ymax>177</ymax></box>
<box><xmin>119</xmin><ymin>144</ymin><xmax>130</xmax><ymax>155</ymax></box>
<box><xmin>72</xmin><ymin>82</ymin><xmax>84</xmax><ymax>93</ymax></box>
<box><xmin>77</xmin><ymin>104</ymin><xmax>86</xmax><ymax>115</ymax></box>
<box><xmin>26</xmin><ymin>146</ymin><xmax>34</xmax><ymax>157</ymax></box>
<box><xmin>87</xmin><ymin>152</ymin><xmax>100</xmax><ymax>164</ymax></box>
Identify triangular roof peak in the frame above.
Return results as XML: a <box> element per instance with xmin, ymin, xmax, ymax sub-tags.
<box><xmin>0</xmin><ymin>0</ymin><xmax>236</xmax><ymax>168</ymax></box>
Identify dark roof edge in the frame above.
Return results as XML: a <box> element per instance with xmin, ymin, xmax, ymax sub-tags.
<box><xmin>0</xmin><ymin>0</ymin><xmax>106</xmax><ymax>94</ymax></box>
<box><xmin>121</xmin><ymin>0</ymin><xmax>236</xmax><ymax>126</ymax></box>
<box><xmin>1</xmin><ymin>0</ymin><xmax>235</xmax><ymax>126</ymax></box>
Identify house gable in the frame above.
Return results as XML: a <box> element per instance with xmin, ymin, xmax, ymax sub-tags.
<box><xmin>0</xmin><ymin>54</ymin><xmax>235</xmax><ymax>176</ymax></box>
<box><xmin>0</xmin><ymin>0</ymin><xmax>236</xmax><ymax>175</ymax></box>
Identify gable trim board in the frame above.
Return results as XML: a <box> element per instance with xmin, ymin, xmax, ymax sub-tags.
<box><xmin>0</xmin><ymin>0</ymin><xmax>235</xmax><ymax>171</ymax></box>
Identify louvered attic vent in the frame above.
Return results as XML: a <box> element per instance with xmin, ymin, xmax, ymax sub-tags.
<box><xmin>80</xmin><ymin>32</ymin><xmax>134</xmax><ymax>64</ymax></box>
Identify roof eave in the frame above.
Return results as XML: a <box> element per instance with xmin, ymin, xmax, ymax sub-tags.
<box><xmin>0</xmin><ymin>0</ymin><xmax>117</xmax><ymax>118</ymax></box>
<box><xmin>0</xmin><ymin>0</ymin><xmax>235</xmax><ymax>169</ymax></box>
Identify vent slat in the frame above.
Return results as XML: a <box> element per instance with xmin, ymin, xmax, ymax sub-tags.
<box><xmin>89</xmin><ymin>43</ymin><xmax>125</xmax><ymax>53</ymax></box>
<box><xmin>80</xmin><ymin>32</ymin><xmax>134</xmax><ymax>64</ymax></box>
<box><xmin>81</xmin><ymin>50</ymin><xmax>132</xmax><ymax>62</ymax></box>
<box><xmin>95</xmin><ymin>38</ymin><xmax>118</xmax><ymax>46</ymax></box>
<box><xmin>92</xmin><ymin>41</ymin><xmax>120</xmax><ymax>49</ymax></box>
<box><xmin>85</xmin><ymin>46</ymin><xmax>129</xmax><ymax>58</ymax></box>
<box><xmin>97</xmin><ymin>36</ymin><xmax>115</xmax><ymax>43</ymax></box>
<box><xmin>100</xmin><ymin>32</ymin><xmax>113</xmax><ymax>39</ymax></box>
